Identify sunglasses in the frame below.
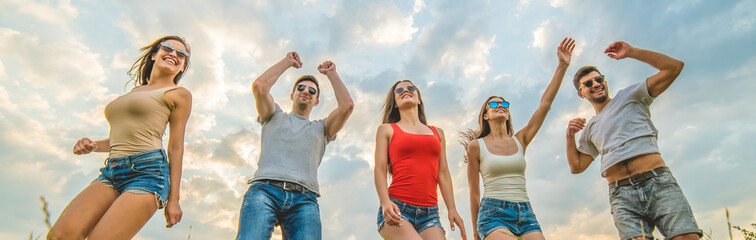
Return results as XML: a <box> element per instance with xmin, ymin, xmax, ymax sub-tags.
<box><xmin>488</xmin><ymin>101</ymin><xmax>510</xmax><ymax>108</ymax></box>
<box><xmin>581</xmin><ymin>75</ymin><xmax>605</xmax><ymax>89</ymax></box>
<box><xmin>159</xmin><ymin>42</ymin><xmax>190</xmax><ymax>60</ymax></box>
<box><xmin>394</xmin><ymin>85</ymin><xmax>417</xmax><ymax>95</ymax></box>
<box><xmin>296</xmin><ymin>84</ymin><xmax>318</xmax><ymax>95</ymax></box>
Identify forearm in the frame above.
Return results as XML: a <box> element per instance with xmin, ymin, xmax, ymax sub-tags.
<box><xmin>166</xmin><ymin>148</ymin><xmax>183</xmax><ymax>202</ymax></box>
<box><xmin>374</xmin><ymin>166</ymin><xmax>392</xmax><ymax>205</ymax></box>
<box><xmin>253</xmin><ymin>60</ymin><xmax>290</xmax><ymax>92</ymax></box>
<box><xmin>326</xmin><ymin>71</ymin><xmax>354</xmax><ymax>110</ymax></box>
<box><xmin>627</xmin><ymin>47</ymin><xmax>683</xmax><ymax>73</ymax></box>
<box><xmin>94</xmin><ymin>138</ymin><xmax>110</xmax><ymax>152</ymax></box>
<box><xmin>438</xmin><ymin>171</ymin><xmax>458</xmax><ymax>211</ymax></box>
<box><xmin>541</xmin><ymin>62</ymin><xmax>569</xmax><ymax>106</ymax></box>
<box><xmin>565</xmin><ymin>135</ymin><xmax>584</xmax><ymax>174</ymax></box>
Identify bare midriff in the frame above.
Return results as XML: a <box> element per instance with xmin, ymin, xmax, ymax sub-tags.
<box><xmin>605</xmin><ymin>153</ymin><xmax>667</xmax><ymax>182</ymax></box>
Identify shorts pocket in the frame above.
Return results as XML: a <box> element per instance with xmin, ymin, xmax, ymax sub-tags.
<box><xmin>130</xmin><ymin>160</ymin><xmax>164</xmax><ymax>176</ymax></box>
<box><xmin>652</xmin><ymin>172</ymin><xmax>678</xmax><ymax>186</ymax></box>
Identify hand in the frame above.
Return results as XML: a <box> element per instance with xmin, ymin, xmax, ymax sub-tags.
<box><xmin>73</xmin><ymin>137</ymin><xmax>96</xmax><ymax>155</ymax></box>
<box><xmin>284</xmin><ymin>51</ymin><xmax>303</xmax><ymax>68</ymax></box>
<box><xmin>164</xmin><ymin>200</ymin><xmax>182</xmax><ymax>228</ymax></box>
<box><xmin>317</xmin><ymin>60</ymin><xmax>336</xmax><ymax>75</ymax></box>
<box><xmin>381</xmin><ymin>201</ymin><xmax>403</xmax><ymax>227</ymax></box>
<box><xmin>557</xmin><ymin>37</ymin><xmax>576</xmax><ymax>65</ymax></box>
<box><xmin>448</xmin><ymin>210</ymin><xmax>467</xmax><ymax>240</ymax></box>
<box><xmin>567</xmin><ymin>118</ymin><xmax>586</xmax><ymax>137</ymax></box>
<box><xmin>604</xmin><ymin>41</ymin><xmax>634</xmax><ymax>60</ymax></box>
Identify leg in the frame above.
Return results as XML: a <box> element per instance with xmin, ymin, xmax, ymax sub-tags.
<box><xmin>483</xmin><ymin>228</ymin><xmax>519</xmax><ymax>240</ymax></box>
<box><xmin>87</xmin><ymin>192</ymin><xmax>159</xmax><ymax>240</ymax></box>
<box><xmin>520</xmin><ymin>231</ymin><xmax>545</xmax><ymax>240</ymax></box>
<box><xmin>418</xmin><ymin>226</ymin><xmax>445</xmax><ymax>240</ymax></box>
<box><xmin>236</xmin><ymin>182</ymin><xmax>279</xmax><ymax>240</ymax></box>
<box><xmin>609</xmin><ymin>185</ymin><xmax>653</xmax><ymax>240</ymax></box>
<box><xmin>280</xmin><ymin>191</ymin><xmax>321</xmax><ymax>240</ymax></box>
<box><xmin>379</xmin><ymin>219</ymin><xmax>423</xmax><ymax>240</ymax></box>
<box><xmin>648</xmin><ymin>172</ymin><xmax>702</xmax><ymax>240</ymax></box>
<box><xmin>669</xmin><ymin>233</ymin><xmax>700</xmax><ymax>240</ymax></box>
<box><xmin>48</xmin><ymin>182</ymin><xmax>118</xmax><ymax>240</ymax></box>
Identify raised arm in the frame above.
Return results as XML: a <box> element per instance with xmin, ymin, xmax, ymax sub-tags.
<box><xmin>436</xmin><ymin>127</ymin><xmax>467</xmax><ymax>240</ymax></box>
<box><xmin>373</xmin><ymin>124</ymin><xmax>403</xmax><ymax>227</ymax></box>
<box><xmin>565</xmin><ymin>118</ymin><xmax>594</xmax><ymax>174</ymax></box>
<box><xmin>252</xmin><ymin>52</ymin><xmax>302</xmax><ymax>122</ymax></box>
<box><xmin>319</xmin><ymin>61</ymin><xmax>354</xmax><ymax>140</ymax></box>
<box><xmin>517</xmin><ymin>37</ymin><xmax>575</xmax><ymax>149</ymax></box>
<box><xmin>466</xmin><ymin>140</ymin><xmax>482</xmax><ymax>240</ymax></box>
<box><xmin>164</xmin><ymin>87</ymin><xmax>192</xmax><ymax>228</ymax></box>
<box><xmin>604</xmin><ymin>41</ymin><xmax>684</xmax><ymax>97</ymax></box>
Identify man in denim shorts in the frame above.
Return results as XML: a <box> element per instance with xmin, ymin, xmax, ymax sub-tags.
<box><xmin>235</xmin><ymin>52</ymin><xmax>353</xmax><ymax>240</ymax></box>
<box><xmin>565</xmin><ymin>41</ymin><xmax>702</xmax><ymax>240</ymax></box>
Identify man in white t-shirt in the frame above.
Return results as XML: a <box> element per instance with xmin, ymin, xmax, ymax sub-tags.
<box><xmin>565</xmin><ymin>41</ymin><xmax>701</xmax><ymax>240</ymax></box>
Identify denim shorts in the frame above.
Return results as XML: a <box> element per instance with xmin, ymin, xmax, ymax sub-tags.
<box><xmin>377</xmin><ymin>196</ymin><xmax>444</xmax><ymax>234</ymax></box>
<box><xmin>93</xmin><ymin>149</ymin><xmax>170</xmax><ymax>209</ymax></box>
<box><xmin>609</xmin><ymin>170</ymin><xmax>702</xmax><ymax>240</ymax></box>
<box><xmin>477</xmin><ymin>198</ymin><xmax>541</xmax><ymax>239</ymax></box>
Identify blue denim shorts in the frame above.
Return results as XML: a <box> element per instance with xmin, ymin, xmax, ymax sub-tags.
<box><xmin>377</xmin><ymin>197</ymin><xmax>444</xmax><ymax>234</ymax></box>
<box><xmin>477</xmin><ymin>198</ymin><xmax>542</xmax><ymax>239</ymax></box>
<box><xmin>93</xmin><ymin>149</ymin><xmax>170</xmax><ymax>209</ymax></box>
<box><xmin>609</xmin><ymin>170</ymin><xmax>702</xmax><ymax>240</ymax></box>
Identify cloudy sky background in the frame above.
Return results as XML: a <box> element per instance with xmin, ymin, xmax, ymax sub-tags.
<box><xmin>1</xmin><ymin>0</ymin><xmax>755</xmax><ymax>239</ymax></box>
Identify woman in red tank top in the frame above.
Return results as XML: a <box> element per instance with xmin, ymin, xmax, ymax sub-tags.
<box><xmin>374</xmin><ymin>80</ymin><xmax>467</xmax><ymax>239</ymax></box>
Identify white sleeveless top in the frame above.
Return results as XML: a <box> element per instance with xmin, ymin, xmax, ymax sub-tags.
<box><xmin>478</xmin><ymin>138</ymin><xmax>529</xmax><ymax>202</ymax></box>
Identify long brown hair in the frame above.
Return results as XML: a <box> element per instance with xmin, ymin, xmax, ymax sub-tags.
<box><xmin>127</xmin><ymin>35</ymin><xmax>191</xmax><ymax>87</ymax></box>
<box><xmin>459</xmin><ymin>96</ymin><xmax>514</xmax><ymax>162</ymax></box>
<box><xmin>380</xmin><ymin>80</ymin><xmax>428</xmax><ymax>175</ymax></box>
<box><xmin>380</xmin><ymin>80</ymin><xmax>427</xmax><ymax>124</ymax></box>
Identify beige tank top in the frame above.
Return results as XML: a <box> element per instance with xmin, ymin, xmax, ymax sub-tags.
<box><xmin>104</xmin><ymin>86</ymin><xmax>179</xmax><ymax>158</ymax></box>
<box><xmin>478</xmin><ymin>138</ymin><xmax>529</xmax><ymax>202</ymax></box>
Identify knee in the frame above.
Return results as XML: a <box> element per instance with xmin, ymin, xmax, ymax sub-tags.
<box><xmin>47</xmin><ymin>226</ymin><xmax>84</xmax><ymax>240</ymax></box>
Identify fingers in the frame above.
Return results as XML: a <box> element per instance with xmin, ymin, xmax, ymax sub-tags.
<box><xmin>559</xmin><ymin>37</ymin><xmax>567</xmax><ymax>48</ymax></box>
<box><xmin>73</xmin><ymin>138</ymin><xmax>94</xmax><ymax>155</ymax></box>
<box><xmin>286</xmin><ymin>51</ymin><xmax>303</xmax><ymax>68</ymax></box>
<box><xmin>165</xmin><ymin>210</ymin><xmax>182</xmax><ymax>228</ymax></box>
<box><xmin>567</xmin><ymin>38</ymin><xmax>576</xmax><ymax>52</ymax></box>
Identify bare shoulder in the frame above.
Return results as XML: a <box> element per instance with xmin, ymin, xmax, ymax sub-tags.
<box><xmin>377</xmin><ymin>123</ymin><xmax>393</xmax><ymax>134</ymax></box>
<box><xmin>165</xmin><ymin>87</ymin><xmax>192</xmax><ymax>100</ymax></box>
<box><xmin>431</xmin><ymin>126</ymin><xmax>445</xmax><ymax>135</ymax></box>
<box><xmin>467</xmin><ymin>138</ymin><xmax>479</xmax><ymax>151</ymax></box>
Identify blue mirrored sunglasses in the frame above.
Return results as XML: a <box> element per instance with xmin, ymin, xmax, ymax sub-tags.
<box><xmin>488</xmin><ymin>101</ymin><xmax>509</xmax><ymax>108</ymax></box>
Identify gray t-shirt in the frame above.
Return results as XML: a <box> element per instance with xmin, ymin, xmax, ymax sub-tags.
<box><xmin>578</xmin><ymin>82</ymin><xmax>659</xmax><ymax>177</ymax></box>
<box><xmin>250</xmin><ymin>104</ymin><xmax>332</xmax><ymax>195</ymax></box>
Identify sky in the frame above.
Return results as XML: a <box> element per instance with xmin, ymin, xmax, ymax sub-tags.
<box><xmin>1</xmin><ymin>0</ymin><xmax>755</xmax><ymax>239</ymax></box>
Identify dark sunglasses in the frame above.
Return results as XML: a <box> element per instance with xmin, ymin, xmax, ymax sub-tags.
<box><xmin>581</xmin><ymin>75</ymin><xmax>605</xmax><ymax>89</ymax></box>
<box><xmin>488</xmin><ymin>101</ymin><xmax>509</xmax><ymax>108</ymax></box>
<box><xmin>159</xmin><ymin>42</ymin><xmax>190</xmax><ymax>60</ymax></box>
<box><xmin>394</xmin><ymin>85</ymin><xmax>417</xmax><ymax>94</ymax></box>
<box><xmin>296</xmin><ymin>84</ymin><xmax>318</xmax><ymax>95</ymax></box>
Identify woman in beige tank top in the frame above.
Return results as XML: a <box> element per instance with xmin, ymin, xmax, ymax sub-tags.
<box><xmin>461</xmin><ymin>38</ymin><xmax>575</xmax><ymax>240</ymax></box>
<box><xmin>48</xmin><ymin>35</ymin><xmax>193</xmax><ymax>240</ymax></box>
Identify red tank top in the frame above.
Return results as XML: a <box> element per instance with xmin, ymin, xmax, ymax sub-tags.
<box><xmin>387</xmin><ymin>123</ymin><xmax>441</xmax><ymax>206</ymax></box>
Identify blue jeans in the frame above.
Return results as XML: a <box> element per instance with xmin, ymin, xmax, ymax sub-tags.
<box><xmin>476</xmin><ymin>198</ymin><xmax>541</xmax><ymax>239</ymax></box>
<box><xmin>609</xmin><ymin>170</ymin><xmax>702</xmax><ymax>240</ymax></box>
<box><xmin>93</xmin><ymin>149</ymin><xmax>170</xmax><ymax>208</ymax></box>
<box><xmin>377</xmin><ymin>196</ymin><xmax>444</xmax><ymax>233</ymax></box>
<box><xmin>236</xmin><ymin>181</ymin><xmax>321</xmax><ymax>240</ymax></box>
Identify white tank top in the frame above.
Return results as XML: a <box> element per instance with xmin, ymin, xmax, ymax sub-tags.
<box><xmin>478</xmin><ymin>138</ymin><xmax>529</xmax><ymax>202</ymax></box>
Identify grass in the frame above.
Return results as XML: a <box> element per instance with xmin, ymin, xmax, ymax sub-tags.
<box><xmin>34</xmin><ymin>196</ymin><xmax>755</xmax><ymax>239</ymax></box>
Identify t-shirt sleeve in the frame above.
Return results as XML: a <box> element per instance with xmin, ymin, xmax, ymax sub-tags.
<box><xmin>629</xmin><ymin>81</ymin><xmax>655</xmax><ymax>106</ymax></box>
<box><xmin>318</xmin><ymin>118</ymin><xmax>336</xmax><ymax>144</ymax></box>
<box><xmin>577</xmin><ymin>128</ymin><xmax>600</xmax><ymax>159</ymax></box>
<box><xmin>257</xmin><ymin>104</ymin><xmax>282</xmax><ymax>125</ymax></box>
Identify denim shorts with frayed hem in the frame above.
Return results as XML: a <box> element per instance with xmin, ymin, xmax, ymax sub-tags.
<box><xmin>93</xmin><ymin>149</ymin><xmax>170</xmax><ymax>209</ymax></box>
<box><xmin>609</xmin><ymin>170</ymin><xmax>702</xmax><ymax>240</ymax></box>
<box><xmin>477</xmin><ymin>198</ymin><xmax>542</xmax><ymax>239</ymax></box>
<box><xmin>377</xmin><ymin>196</ymin><xmax>445</xmax><ymax>234</ymax></box>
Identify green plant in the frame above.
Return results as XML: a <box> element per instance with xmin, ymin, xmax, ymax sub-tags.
<box><xmin>733</xmin><ymin>223</ymin><xmax>756</xmax><ymax>240</ymax></box>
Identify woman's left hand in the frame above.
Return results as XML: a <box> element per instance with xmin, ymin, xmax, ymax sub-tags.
<box><xmin>448</xmin><ymin>210</ymin><xmax>468</xmax><ymax>240</ymax></box>
<box><xmin>164</xmin><ymin>200</ymin><xmax>182</xmax><ymax>228</ymax></box>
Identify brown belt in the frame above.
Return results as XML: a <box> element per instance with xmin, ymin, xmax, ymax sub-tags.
<box><xmin>264</xmin><ymin>180</ymin><xmax>310</xmax><ymax>193</ymax></box>
<box><xmin>611</xmin><ymin>166</ymin><xmax>670</xmax><ymax>187</ymax></box>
